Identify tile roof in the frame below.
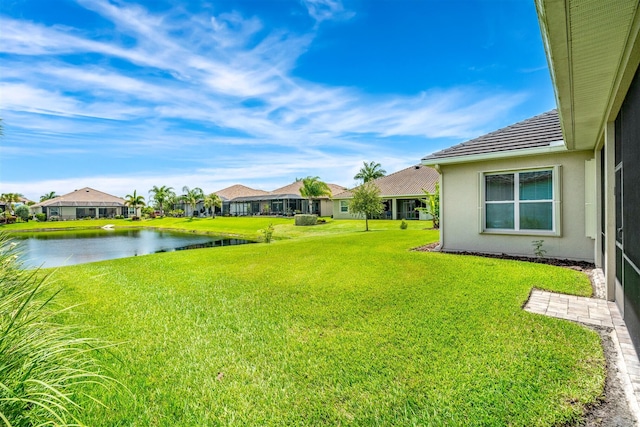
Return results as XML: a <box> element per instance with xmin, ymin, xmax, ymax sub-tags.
<box><xmin>214</xmin><ymin>184</ymin><xmax>269</xmax><ymax>201</ymax></box>
<box><xmin>33</xmin><ymin>187</ymin><xmax>126</xmax><ymax>207</ymax></box>
<box><xmin>270</xmin><ymin>181</ymin><xmax>347</xmax><ymax>199</ymax></box>
<box><xmin>334</xmin><ymin>165</ymin><xmax>439</xmax><ymax>199</ymax></box>
<box><xmin>422</xmin><ymin>110</ymin><xmax>563</xmax><ymax>162</ymax></box>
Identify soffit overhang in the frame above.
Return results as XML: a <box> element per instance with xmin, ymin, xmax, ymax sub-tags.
<box><xmin>536</xmin><ymin>0</ymin><xmax>640</xmax><ymax>150</ymax></box>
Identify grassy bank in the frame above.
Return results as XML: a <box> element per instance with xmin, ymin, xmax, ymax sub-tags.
<box><xmin>1</xmin><ymin>216</ymin><xmax>428</xmax><ymax>240</ymax></box>
<box><xmin>38</xmin><ymin>220</ymin><xmax>603</xmax><ymax>426</ymax></box>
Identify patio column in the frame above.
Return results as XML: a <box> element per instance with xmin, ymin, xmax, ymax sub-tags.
<box><xmin>604</xmin><ymin>121</ymin><xmax>618</xmax><ymax>305</ymax></box>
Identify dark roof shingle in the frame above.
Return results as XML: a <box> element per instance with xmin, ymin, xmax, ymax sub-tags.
<box><xmin>422</xmin><ymin>110</ymin><xmax>562</xmax><ymax>162</ymax></box>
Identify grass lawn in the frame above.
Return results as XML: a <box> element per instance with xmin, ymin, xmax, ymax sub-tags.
<box><xmin>14</xmin><ymin>219</ymin><xmax>603</xmax><ymax>426</ymax></box>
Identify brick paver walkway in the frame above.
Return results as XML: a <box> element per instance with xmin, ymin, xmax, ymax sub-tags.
<box><xmin>525</xmin><ymin>289</ymin><xmax>640</xmax><ymax>423</ymax></box>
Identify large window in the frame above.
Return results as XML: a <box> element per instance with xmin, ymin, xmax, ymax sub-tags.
<box><xmin>340</xmin><ymin>200</ymin><xmax>348</xmax><ymax>213</ymax></box>
<box><xmin>484</xmin><ymin>168</ymin><xmax>557</xmax><ymax>233</ymax></box>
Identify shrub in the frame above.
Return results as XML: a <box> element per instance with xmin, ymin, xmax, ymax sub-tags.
<box><xmin>294</xmin><ymin>214</ymin><xmax>317</xmax><ymax>226</ymax></box>
<box><xmin>259</xmin><ymin>224</ymin><xmax>275</xmax><ymax>243</ymax></box>
<box><xmin>131</xmin><ymin>216</ymin><xmax>141</xmax><ymax>221</ymax></box>
<box><xmin>400</xmin><ymin>220</ymin><xmax>408</xmax><ymax>230</ymax></box>
<box><xmin>141</xmin><ymin>207</ymin><xmax>155</xmax><ymax>218</ymax></box>
<box><xmin>114</xmin><ymin>215</ymin><xmax>124</xmax><ymax>220</ymax></box>
<box><xmin>49</xmin><ymin>216</ymin><xmax>60</xmax><ymax>222</ymax></box>
<box><xmin>532</xmin><ymin>240</ymin><xmax>547</xmax><ymax>259</ymax></box>
<box><xmin>14</xmin><ymin>205</ymin><xmax>29</xmax><ymax>222</ymax></box>
<box><xmin>0</xmin><ymin>233</ymin><xmax>116</xmax><ymax>425</ymax></box>
<box><xmin>35</xmin><ymin>213</ymin><xmax>46</xmax><ymax>221</ymax></box>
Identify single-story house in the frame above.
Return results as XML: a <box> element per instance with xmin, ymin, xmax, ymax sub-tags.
<box><xmin>213</xmin><ymin>181</ymin><xmax>346</xmax><ymax>217</ymax></box>
<box><xmin>333</xmin><ymin>164</ymin><xmax>439</xmax><ymax>220</ymax></box>
<box><xmin>30</xmin><ymin>187</ymin><xmax>128</xmax><ymax>220</ymax></box>
<box><xmin>424</xmin><ymin>1</ymin><xmax>640</xmax><ymax>353</ymax></box>
<box><xmin>215</xmin><ymin>184</ymin><xmax>270</xmax><ymax>216</ymax></box>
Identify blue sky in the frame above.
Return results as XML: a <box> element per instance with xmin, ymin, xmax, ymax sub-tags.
<box><xmin>0</xmin><ymin>0</ymin><xmax>556</xmax><ymax>201</ymax></box>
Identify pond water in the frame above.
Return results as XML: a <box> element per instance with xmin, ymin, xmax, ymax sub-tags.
<box><xmin>14</xmin><ymin>229</ymin><xmax>252</xmax><ymax>269</ymax></box>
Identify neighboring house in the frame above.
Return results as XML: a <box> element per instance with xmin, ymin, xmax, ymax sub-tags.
<box><xmin>333</xmin><ymin>165</ymin><xmax>439</xmax><ymax>220</ymax></box>
<box><xmin>424</xmin><ymin>2</ymin><xmax>640</xmax><ymax>353</ymax></box>
<box><xmin>224</xmin><ymin>181</ymin><xmax>346</xmax><ymax>217</ymax></box>
<box><xmin>30</xmin><ymin>187</ymin><xmax>128</xmax><ymax>220</ymax></box>
<box><xmin>215</xmin><ymin>184</ymin><xmax>270</xmax><ymax>216</ymax></box>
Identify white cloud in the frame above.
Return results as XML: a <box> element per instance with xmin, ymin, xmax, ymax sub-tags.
<box><xmin>301</xmin><ymin>0</ymin><xmax>355</xmax><ymax>24</ymax></box>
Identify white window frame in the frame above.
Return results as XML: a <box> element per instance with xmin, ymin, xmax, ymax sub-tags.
<box><xmin>340</xmin><ymin>200</ymin><xmax>349</xmax><ymax>213</ymax></box>
<box><xmin>479</xmin><ymin>166</ymin><xmax>561</xmax><ymax>236</ymax></box>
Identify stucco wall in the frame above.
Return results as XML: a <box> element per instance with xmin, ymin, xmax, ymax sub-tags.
<box><xmin>319</xmin><ymin>199</ymin><xmax>334</xmax><ymax>217</ymax></box>
<box><xmin>332</xmin><ymin>200</ymin><xmax>356</xmax><ymax>219</ymax></box>
<box><xmin>440</xmin><ymin>150</ymin><xmax>595</xmax><ymax>262</ymax></box>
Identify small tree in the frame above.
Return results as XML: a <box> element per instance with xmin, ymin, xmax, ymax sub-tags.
<box><xmin>149</xmin><ymin>185</ymin><xmax>174</xmax><ymax>216</ymax></box>
<box><xmin>299</xmin><ymin>176</ymin><xmax>332</xmax><ymax>214</ymax></box>
<box><xmin>124</xmin><ymin>190</ymin><xmax>145</xmax><ymax>218</ymax></box>
<box><xmin>39</xmin><ymin>191</ymin><xmax>58</xmax><ymax>202</ymax></box>
<box><xmin>354</xmin><ymin>161</ymin><xmax>386</xmax><ymax>183</ymax></box>
<box><xmin>204</xmin><ymin>193</ymin><xmax>222</xmax><ymax>218</ymax></box>
<box><xmin>14</xmin><ymin>205</ymin><xmax>29</xmax><ymax>221</ymax></box>
<box><xmin>349</xmin><ymin>181</ymin><xmax>384</xmax><ymax>231</ymax></box>
<box><xmin>0</xmin><ymin>193</ymin><xmax>22</xmax><ymax>214</ymax></box>
<box><xmin>416</xmin><ymin>182</ymin><xmax>440</xmax><ymax>229</ymax></box>
<box><xmin>181</xmin><ymin>186</ymin><xmax>204</xmax><ymax>217</ymax></box>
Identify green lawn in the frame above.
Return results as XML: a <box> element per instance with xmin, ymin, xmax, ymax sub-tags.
<box><xmin>3</xmin><ymin>216</ymin><xmax>427</xmax><ymax>240</ymax></box>
<box><xmin>17</xmin><ymin>219</ymin><xmax>602</xmax><ymax>426</ymax></box>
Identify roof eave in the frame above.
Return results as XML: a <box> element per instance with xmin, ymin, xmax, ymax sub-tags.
<box><xmin>536</xmin><ymin>0</ymin><xmax>576</xmax><ymax>150</ymax></box>
<box><xmin>536</xmin><ymin>0</ymin><xmax>640</xmax><ymax>151</ymax></box>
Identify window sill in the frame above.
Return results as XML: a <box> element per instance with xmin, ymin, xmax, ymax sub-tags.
<box><xmin>481</xmin><ymin>229</ymin><xmax>560</xmax><ymax>237</ymax></box>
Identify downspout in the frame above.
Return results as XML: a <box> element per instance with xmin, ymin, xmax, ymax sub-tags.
<box><xmin>434</xmin><ymin>164</ymin><xmax>443</xmax><ymax>251</ymax></box>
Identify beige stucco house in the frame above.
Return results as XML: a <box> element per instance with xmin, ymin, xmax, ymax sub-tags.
<box><xmin>30</xmin><ymin>187</ymin><xmax>128</xmax><ymax>220</ymax></box>
<box><xmin>217</xmin><ymin>181</ymin><xmax>346</xmax><ymax>217</ymax></box>
<box><xmin>333</xmin><ymin>165</ymin><xmax>439</xmax><ymax>220</ymax></box>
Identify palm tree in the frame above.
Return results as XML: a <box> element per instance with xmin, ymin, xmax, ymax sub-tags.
<box><xmin>164</xmin><ymin>192</ymin><xmax>179</xmax><ymax>215</ymax></box>
<box><xmin>124</xmin><ymin>190</ymin><xmax>145</xmax><ymax>218</ymax></box>
<box><xmin>39</xmin><ymin>191</ymin><xmax>58</xmax><ymax>202</ymax></box>
<box><xmin>0</xmin><ymin>193</ymin><xmax>22</xmax><ymax>214</ymax></box>
<box><xmin>203</xmin><ymin>193</ymin><xmax>223</xmax><ymax>218</ymax></box>
<box><xmin>149</xmin><ymin>185</ymin><xmax>174</xmax><ymax>216</ymax></box>
<box><xmin>181</xmin><ymin>186</ymin><xmax>204</xmax><ymax>217</ymax></box>
<box><xmin>354</xmin><ymin>161</ymin><xmax>386</xmax><ymax>183</ymax></box>
<box><xmin>299</xmin><ymin>176</ymin><xmax>332</xmax><ymax>214</ymax></box>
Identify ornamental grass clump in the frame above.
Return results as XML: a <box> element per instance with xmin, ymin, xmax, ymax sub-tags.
<box><xmin>0</xmin><ymin>233</ymin><xmax>116</xmax><ymax>426</ymax></box>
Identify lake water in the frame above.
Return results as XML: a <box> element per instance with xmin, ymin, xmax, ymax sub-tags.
<box><xmin>14</xmin><ymin>229</ymin><xmax>252</xmax><ymax>268</ymax></box>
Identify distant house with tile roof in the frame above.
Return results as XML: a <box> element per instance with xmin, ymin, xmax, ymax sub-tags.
<box><xmin>422</xmin><ymin>109</ymin><xmax>595</xmax><ymax>261</ymax></box>
<box><xmin>219</xmin><ymin>180</ymin><xmax>346</xmax><ymax>217</ymax></box>
<box><xmin>333</xmin><ymin>164</ymin><xmax>439</xmax><ymax>220</ymax></box>
<box><xmin>30</xmin><ymin>187</ymin><xmax>127</xmax><ymax>220</ymax></box>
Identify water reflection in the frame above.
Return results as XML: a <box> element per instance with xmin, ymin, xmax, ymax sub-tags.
<box><xmin>13</xmin><ymin>229</ymin><xmax>252</xmax><ymax>268</ymax></box>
